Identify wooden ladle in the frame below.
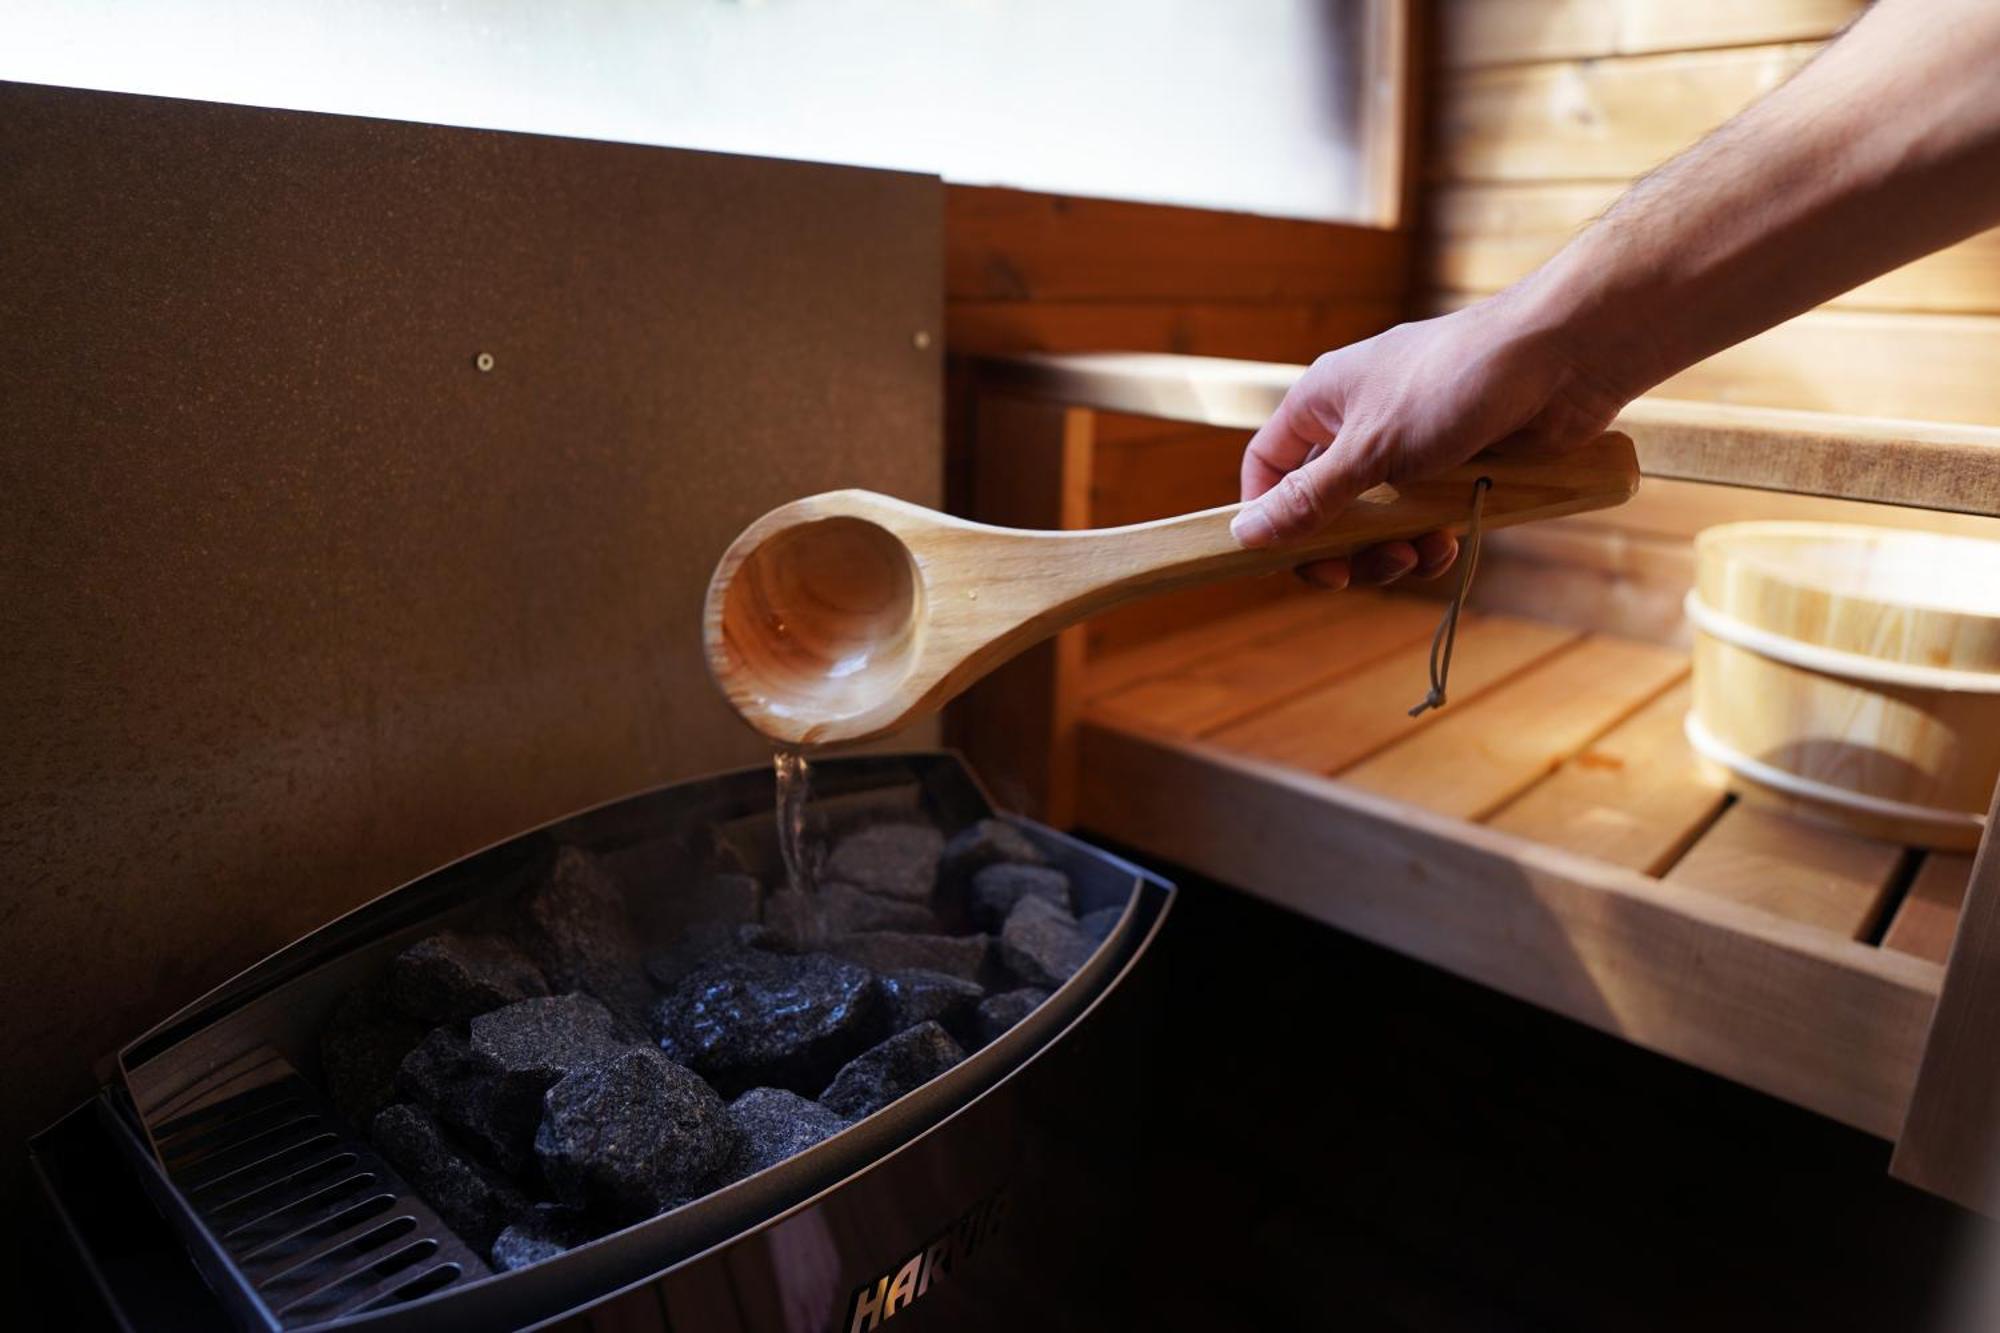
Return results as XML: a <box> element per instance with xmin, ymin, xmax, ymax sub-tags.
<box><xmin>706</xmin><ymin>432</ymin><xmax>1640</xmax><ymax>746</ymax></box>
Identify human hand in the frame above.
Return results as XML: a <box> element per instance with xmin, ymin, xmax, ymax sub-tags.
<box><xmin>1233</xmin><ymin>289</ymin><xmax>1634</xmax><ymax>589</ymax></box>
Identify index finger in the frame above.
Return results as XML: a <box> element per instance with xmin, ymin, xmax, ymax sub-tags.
<box><xmin>1240</xmin><ymin>375</ymin><xmax>1341</xmax><ymax>502</ymax></box>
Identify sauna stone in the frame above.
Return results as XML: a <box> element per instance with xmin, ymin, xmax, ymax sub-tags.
<box><xmin>820</xmin><ymin>1021</ymin><xmax>966</xmax><ymax>1119</ymax></box>
<box><xmin>372</xmin><ymin>1103</ymin><xmax>526</xmax><ymax>1251</ymax></box>
<box><xmin>880</xmin><ymin>968</ymin><xmax>985</xmax><ymax>1039</ymax></box>
<box><xmin>973</xmin><ymin>987</ymin><xmax>1050</xmax><ymax>1048</ymax></box>
<box><xmin>387</xmin><ymin>930</ymin><xmax>548</xmax><ymax>1025</ymax></box>
<box><xmin>999</xmin><ymin>896</ymin><xmax>1094</xmax><ymax>990</ymax></box>
<box><xmin>515</xmin><ymin>845</ymin><xmax>654</xmax><ymax>1031</ymax></box>
<box><xmin>727</xmin><ymin>1087</ymin><xmax>851</xmax><ymax>1177</ymax></box>
<box><xmin>320</xmin><ymin>984</ymin><xmax>427</xmax><ymax>1126</ymax></box>
<box><xmin>937</xmin><ymin>818</ymin><xmax>1049</xmax><ymax>898</ymax></box>
<box><xmin>642</xmin><ymin>921</ymin><xmax>745</xmax><ymax>992</ymax></box>
<box><xmin>536</xmin><ymin>1047</ymin><xmax>738</xmax><ymax>1223</ymax></box>
<box><xmin>825</xmin><ymin>823</ymin><xmax>945</xmax><ymax>903</ymax></box>
<box><xmin>968</xmin><ymin>863</ymin><xmax>1072</xmax><ymax>930</ymax></box>
<box><xmin>829</xmin><ymin>930</ymin><xmax>991</xmax><ymax>983</ymax></box>
<box><xmin>399</xmin><ymin>994</ymin><xmax>629</xmax><ymax>1174</ymax></box>
<box><xmin>652</xmin><ymin>950</ymin><xmax>886</xmax><ymax>1098</ymax></box>
<box><xmin>490</xmin><ymin>1203</ymin><xmax>597</xmax><ymax>1272</ymax></box>
<box><xmin>821</xmin><ymin>880</ymin><xmax>941</xmax><ymax>935</ymax></box>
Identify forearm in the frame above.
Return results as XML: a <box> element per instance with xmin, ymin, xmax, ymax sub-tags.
<box><xmin>1519</xmin><ymin>0</ymin><xmax>2000</xmax><ymax>399</ymax></box>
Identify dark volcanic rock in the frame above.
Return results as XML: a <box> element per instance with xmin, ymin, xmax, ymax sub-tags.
<box><xmin>819</xmin><ymin>1022</ymin><xmax>966</xmax><ymax>1119</ymax></box>
<box><xmin>1077</xmin><ymin>906</ymin><xmax>1122</xmax><ymax>946</ymax></box>
<box><xmin>371</xmin><ymin>1103</ymin><xmax>525</xmax><ymax>1250</ymax></box>
<box><xmin>652</xmin><ymin>951</ymin><xmax>885</xmax><ymax>1098</ymax></box>
<box><xmin>727</xmin><ymin>1087</ymin><xmax>850</xmax><ymax>1177</ymax></box>
<box><xmin>880</xmin><ymin>968</ymin><xmax>984</xmax><ymax>1038</ymax></box>
<box><xmin>643</xmin><ymin>921</ymin><xmax>745</xmax><ymax>993</ymax></box>
<box><xmin>536</xmin><ymin>1048</ymin><xmax>737</xmax><ymax>1223</ymax></box>
<box><xmin>321</xmin><ymin>985</ymin><xmax>426</xmax><ymax>1126</ymax></box>
<box><xmin>973</xmin><ymin>987</ymin><xmax>1050</xmax><ymax>1048</ymax></box>
<box><xmin>821</xmin><ymin>880</ymin><xmax>940</xmax><ymax>935</ymax></box>
<box><xmin>828</xmin><ymin>931</ymin><xmax>990</xmax><ymax>984</ymax></box>
<box><xmin>998</xmin><ymin>896</ymin><xmax>1095</xmax><ymax>989</ymax></box>
<box><xmin>387</xmin><ymin>931</ymin><xmax>548</xmax><ymax>1025</ymax></box>
<box><xmin>968</xmin><ymin>863</ymin><xmax>1072</xmax><ymax>931</ymax></box>
<box><xmin>491</xmin><ymin>1203</ymin><xmax>597</xmax><ymax>1272</ymax></box>
<box><xmin>937</xmin><ymin>818</ymin><xmax>1048</xmax><ymax>898</ymax></box>
<box><xmin>397</xmin><ymin>994</ymin><xmax>630</xmax><ymax>1174</ymax></box>
<box><xmin>760</xmin><ymin>888</ymin><xmax>829</xmax><ymax>954</ymax></box>
<box><xmin>516</xmin><ymin>845</ymin><xmax>653</xmax><ymax>1030</ymax></box>
<box><xmin>825</xmin><ymin>823</ymin><xmax>944</xmax><ymax>903</ymax></box>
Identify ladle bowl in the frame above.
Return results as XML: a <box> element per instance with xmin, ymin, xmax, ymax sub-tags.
<box><xmin>706</xmin><ymin>433</ymin><xmax>1641</xmax><ymax>745</ymax></box>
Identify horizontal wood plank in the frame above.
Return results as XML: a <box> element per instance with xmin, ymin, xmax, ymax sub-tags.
<box><xmin>1089</xmin><ymin>418</ymin><xmax>1246</xmax><ymax>527</ymax></box>
<box><xmin>1339</xmin><ymin>635</ymin><xmax>1688</xmax><ymax>820</ymax></box>
<box><xmin>1439</xmin><ymin>0</ymin><xmax>1859</xmax><ymax>69</ymax></box>
<box><xmin>1425</xmin><ymin>182</ymin><xmax>2000</xmax><ymax>313</ymax></box>
<box><xmin>1084</xmin><ymin>589</ymin><xmax>1330</xmax><ymax>697</ymax></box>
<box><xmin>1664</xmin><ymin>803</ymin><xmax>1903</xmax><ymax>939</ymax></box>
<box><xmin>946</xmin><ymin>185</ymin><xmax>1409</xmax><ymax>304</ymax></box>
<box><xmin>1434</xmin><ymin>44</ymin><xmax>1819</xmax><ymax>183</ymax></box>
<box><xmin>947</xmin><ymin>299</ymin><xmax>1397</xmax><ymax>363</ymax></box>
<box><xmin>1885</xmin><ymin>853</ymin><xmax>1977</xmax><ymax>966</ymax></box>
<box><xmin>1093</xmin><ymin>593</ymin><xmax>1439</xmax><ymax>738</ymax></box>
<box><xmin>1485</xmin><ymin>679</ymin><xmax>1724</xmax><ymax>872</ymax></box>
<box><xmin>1209</xmin><ymin>612</ymin><xmax>1581</xmax><ymax>773</ymax></box>
<box><xmin>1077</xmin><ymin>722</ymin><xmax>1942</xmax><ymax>1138</ymax></box>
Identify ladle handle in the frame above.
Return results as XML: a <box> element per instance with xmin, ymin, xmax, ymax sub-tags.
<box><xmin>1053</xmin><ymin>432</ymin><xmax>1640</xmax><ymax>604</ymax></box>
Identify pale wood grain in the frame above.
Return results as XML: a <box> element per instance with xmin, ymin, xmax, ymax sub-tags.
<box><xmin>1077</xmin><ymin>722</ymin><xmax>1943</xmax><ymax>1139</ymax></box>
<box><xmin>1688</xmin><ymin>522</ymin><xmax>2000</xmax><ymax>848</ymax></box>
<box><xmin>1339</xmin><ymin>635</ymin><xmax>1688</xmax><ymax>821</ymax></box>
<box><xmin>1664</xmin><ymin>803</ymin><xmax>1903</xmax><ymax>938</ymax></box>
<box><xmin>1487</xmin><ymin>680</ymin><xmax>1727</xmax><ymax>874</ymax></box>
<box><xmin>972</xmin><ymin>354</ymin><xmax>2000</xmax><ymax>519</ymax></box>
<box><xmin>1207</xmin><ymin>613</ymin><xmax>1582</xmax><ymax>773</ymax></box>
<box><xmin>1894</xmin><ymin>781</ymin><xmax>2000</xmax><ymax>1213</ymax></box>
<box><xmin>1438</xmin><ymin>0</ymin><xmax>1859</xmax><ymax>68</ymax></box>
<box><xmin>1092</xmin><ymin>593</ymin><xmax>1440</xmax><ymax>738</ymax></box>
<box><xmin>1084</xmin><ymin>590</ymin><xmax>1331</xmax><ymax>700</ymax></box>
<box><xmin>708</xmin><ymin>438</ymin><xmax>1640</xmax><ymax>745</ymax></box>
<box><xmin>1885</xmin><ymin>853</ymin><xmax>1976</xmax><ymax>966</ymax></box>
<box><xmin>1426</xmin><ymin>181</ymin><xmax>2000</xmax><ymax>314</ymax></box>
<box><xmin>1434</xmin><ymin>44</ymin><xmax>1819</xmax><ymax>182</ymax></box>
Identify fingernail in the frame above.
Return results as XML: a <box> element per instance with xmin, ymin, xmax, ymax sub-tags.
<box><xmin>1231</xmin><ymin>505</ymin><xmax>1277</xmax><ymax>549</ymax></box>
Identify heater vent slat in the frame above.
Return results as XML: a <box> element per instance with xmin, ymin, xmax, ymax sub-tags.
<box><xmin>145</xmin><ymin>1047</ymin><xmax>487</xmax><ymax>1327</ymax></box>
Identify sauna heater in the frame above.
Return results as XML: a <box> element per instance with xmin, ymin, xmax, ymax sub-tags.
<box><xmin>27</xmin><ymin>751</ymin><xmax>1173</xmax><ymax>1332</ymax></box>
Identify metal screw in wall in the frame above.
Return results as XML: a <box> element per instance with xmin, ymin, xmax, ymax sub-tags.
<box><xmin>474</xmin><ymin>352</ymin><xmax>495</xmax><ymax>372</ymax></box>
<box><xmin>912</xmin><ymin>330</ymin><xmax>933</xmax><ymax>351</ymax></box>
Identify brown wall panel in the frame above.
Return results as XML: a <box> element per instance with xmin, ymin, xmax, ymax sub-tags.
<box><xmin>0</xmin><ymin>83</ymin><xmax>942</xmax><ymax>1175</ymax></box>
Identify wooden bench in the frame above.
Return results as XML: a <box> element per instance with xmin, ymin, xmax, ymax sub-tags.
<box><xmin>953</xmin><ymin>350</ymin><xmax>2000</xmax><ymax>1214</ymax></box>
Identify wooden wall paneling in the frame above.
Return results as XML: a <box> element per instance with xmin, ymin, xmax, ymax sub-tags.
<box><xmin>1895</xmin><ymin>778</ymin><xmax>2000</xmax><ymax>1214</ymax></box>
<box><xmin>1426</xmin><ymin>182</ymin><xmax>2000</xmax><ymax>313</ymax></box>
<box><xmin>1663</xmin><ymin>805</ymin><xmax>1904</xmax><ymax>940</ymax></box>
<box><xmin>1337</xmin><ymin>635</ymin><xmax>1687</xmax><ymax>821</ymax></box>
<box><xmin>0</xmin><ymin>83</ymin><xmax>942</xmax><ymax>1185</ymax></box>
<box><xmin>1434</xmin><ymin>44</ymin><xmax>1819</xmax><ymax>182</ymax></box>
<box><xmin>1485</xmin><ymin>680</ymin><xmax>1727</xmax><ymax>874</ymax></box>
<box><xmin>1438</xmin><ymin>0</ymin><xmax>1860</xmax><ymax>69</ymax></box>
<box><xmin>1885</xmin><ymin>854</ymin><xmax>1977</xmax><ymax>966</ymax></box>
<box><xmin>946</xmin><ymin>395</ymin><xmax>1094</xmax><ymax>824</ymax></box>
<box><xmin>1077</xmin><ymin>722</ymin><xmax>1943</xmax><ymax>1139</ymax></box>
<box><xmin>945</xmin><ymin>298</ymin><xmax>1401</xmax><ymax>364</ymax></box>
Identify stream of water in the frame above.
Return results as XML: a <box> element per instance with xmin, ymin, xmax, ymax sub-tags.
<box><xmin>772</xmin><ymin>746</ymin><xmax>820</xmax><ymax>896</ymax></box>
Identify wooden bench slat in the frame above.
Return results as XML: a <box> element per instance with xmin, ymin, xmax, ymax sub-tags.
<box><xmin>1084</xmin><ymin>591</ymin><xmax>1334</xmax><ymax>700</ymax></box>
<box><xmin>1485</xmin><ymin>680</ymin><xmax>1727</xmax><ymax>874</ymax></box>
<box><xmin>1338</xmin><ymin>635</ymin><xmax>1688</xmax><ymax>822</ymax></box>
<box><xmin>1209</xmin><ymin>613</ymin><xmax>1582</xmax><ymax>775</ymax></box>
<box><xmin>1664</xmin><ymin>804</ymin><xmax>1904</xmax><ymax>940</ymax></box>
<box><xmin>1884</xmin><ymin>853</ymin><xmax>1977</xmax><ymax>965</ymax></box>
<box><xmin>1091</xmin><ymin>594</ymin><xmax>1439</xmax><ymax>739</ymax></box>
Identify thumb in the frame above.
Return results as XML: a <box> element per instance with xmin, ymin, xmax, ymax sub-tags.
<box><xmin>1232</xmin><ymin>432</ymin><xmax>1384</xmax><ymax>548</ymax></box>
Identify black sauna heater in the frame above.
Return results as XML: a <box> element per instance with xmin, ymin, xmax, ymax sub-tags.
<box><xmin>29</xmin><ymin>752</ymin><xmax>1174</xmax><ymax>1331</ymax></box>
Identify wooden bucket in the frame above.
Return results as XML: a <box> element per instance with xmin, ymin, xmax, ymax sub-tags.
<box><xmin>1686</xmin><ymin>521</ymin><xmax>2000</xmax><ymax>850</ymax></box>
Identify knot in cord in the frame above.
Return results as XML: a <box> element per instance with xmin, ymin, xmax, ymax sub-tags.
<box><xmin>1408</xmin><ymin>476</ymin><xmax>1492</xmax><ymax>718</ymax></box>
